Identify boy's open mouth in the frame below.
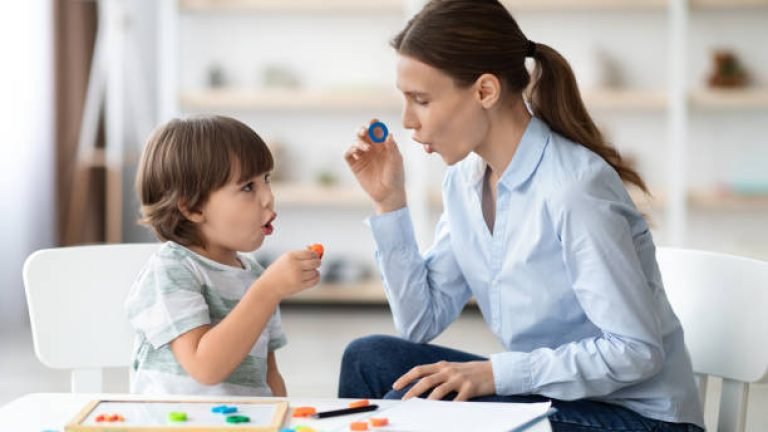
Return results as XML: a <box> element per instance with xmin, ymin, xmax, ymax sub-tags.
<box><xmin>262</xmin><ymin>214</ymin><xmax>276</xmax><ymax>235</ymax></box>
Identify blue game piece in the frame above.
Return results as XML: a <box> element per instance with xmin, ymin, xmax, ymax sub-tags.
<box><xmin>221</xmin><ymin>406</ymin><xmax>237</xmax><ymax>414</ymax></box>
<box><xmin>212</xmin><ymin>404</ymin><xmax>237</xmax><ymax>414</ymax></box>
<box><xmin>368</xmin><ymin>121</ymin><xmax>388</xmax><ymax>143</ymax></box>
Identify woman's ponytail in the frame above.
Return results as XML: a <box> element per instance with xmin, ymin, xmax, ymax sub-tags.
<box><xmin>528</xmin><ymin>43</ymin><xmax>648</xmax><ymax>194</ymax></box>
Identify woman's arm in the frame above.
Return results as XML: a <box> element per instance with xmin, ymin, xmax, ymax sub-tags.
<box><xmin>345</xmin><ymin>123</ymin><xmax>472</xmax><ymax>343</ymax></box>
<box><xmin>370</xmin><ymin>209</ymin><xmax>472</xmax><ymax>343</ymax></box>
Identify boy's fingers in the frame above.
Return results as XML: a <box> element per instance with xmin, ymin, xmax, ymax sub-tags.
<box><xmin>299</xmin><ymin>258</ymin><xmax>321</xmax><ymax>270</ymax></box>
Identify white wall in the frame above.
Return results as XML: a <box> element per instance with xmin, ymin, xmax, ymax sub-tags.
<box><xmin>0</xmin><ymin>2</ymin><xmax>54</xmax><ymax>327</ymax></box>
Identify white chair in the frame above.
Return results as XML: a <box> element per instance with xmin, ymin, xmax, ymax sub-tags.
<box><xmin>23</xmin><ymin>242</ymin><xmax>160</xmax><ymax>392</ymax></box>
<box><xmin>657</xmin><ymin>247</ymin><xmax>768</xmax><ymax>432</ymax></box>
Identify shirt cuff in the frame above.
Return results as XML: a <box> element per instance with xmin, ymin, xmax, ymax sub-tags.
<box><xmin>490</xmin><ymin>351</ymin><xmax>533</xmax><ymax>396</ymax></box>
<box><xmin>366</xmin><ymin>207</ymin><xmax>418</xmax><ymax>251</ymax></box>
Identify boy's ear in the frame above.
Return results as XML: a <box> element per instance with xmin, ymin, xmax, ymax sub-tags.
<box><xmin>178</xmin><ymin>200</ymin><xmax>205</xmax><ymax>224</ymax></box>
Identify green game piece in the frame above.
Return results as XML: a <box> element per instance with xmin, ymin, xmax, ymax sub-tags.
<box><xmin>168</xmin><ymin>411</ymin><xmax>188</xmax><ymax>422</ymax></box>
<box><xmin>226</xmin><ymin>415</ymin><xmax>250</xmax><ymax>424</ymax></box>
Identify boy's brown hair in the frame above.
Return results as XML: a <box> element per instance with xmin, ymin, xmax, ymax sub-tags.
<box><xmin>136</xmin><ymin>115</ymin><xmax>273</xmax><ymax>247</ymax></box>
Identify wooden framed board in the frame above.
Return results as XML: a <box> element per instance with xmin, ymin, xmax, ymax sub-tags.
<box><xmin>65</xmin><ymin>399</ymin><xmax>288</xmax><ymax>432</ymax></box>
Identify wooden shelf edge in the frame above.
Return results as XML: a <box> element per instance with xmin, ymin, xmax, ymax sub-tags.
<box><xmin>690</xmin><ymin>0</ymin><xmax>768</xmax><ymax>9</ymax></box>
<box><xmin>502</xmin><ymin>0</ymin><xmax>667</xmax><ymax>11</ymax></box>
<box><xmin>180</xmin><ymin>88</ymin><xmax>401</xmax><ymax>111</ymax></box>
<box><xmin>689</xmin><ymin>88</ymin><xmax>768</xmax><ymax>110</ymax></box>
<box><xmin>583</xmin><ymin>89</ymin><xmax>667</xmax><ymax>111</ymax></box>
<box><xmin>282</xmin><ymin>280</ymin><xmax>387</xmax><ymax>304</ymax></box>
<box><xmin>272</xmin><ymin>183</ymin><xmax>370</xmax><ymax>207</ymax></box>
<box><xmin>179</xmin><ymin>0</ymin><xmax>404</xmax><ymax>14</ymax></box>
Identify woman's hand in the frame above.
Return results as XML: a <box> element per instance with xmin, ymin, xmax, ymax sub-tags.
<box><xmin>393</xmin><ymin>360</ymin><xmax>496</xmax><ymax>401</ymax></box>
<box><xmin>344</xmin><ymin>119</ymin><xmax>406</xmax><ymax>214</ymax></box>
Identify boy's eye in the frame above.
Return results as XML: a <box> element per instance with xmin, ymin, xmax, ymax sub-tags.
<box><xmin>264</xmin><ymin>173</ymin><xmax>271</xmax><ymax>184</ymax></box>
<box><xmin>241</xmin><ymin>181</ymin><xmax>254</xmax><ymax>192</ymax></box>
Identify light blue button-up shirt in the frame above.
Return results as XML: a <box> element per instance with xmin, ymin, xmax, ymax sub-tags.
<box><xmin>367</xmin><ymin>117</ymin><xmax>704</xmax><ymax>427</ymax></box>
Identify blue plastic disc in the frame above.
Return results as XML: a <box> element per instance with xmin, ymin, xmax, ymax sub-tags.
<box><xmin>368</xmin><ymin>121</ymin><xmax>388</xmax><ymax>143</ymax></box>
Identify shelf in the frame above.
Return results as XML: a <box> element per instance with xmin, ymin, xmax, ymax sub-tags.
<box><xmin>502</xmin><ymin>0</ymin><xmax>667</xmax><ymax>11</ymax></box>
<box><xmin>283</xmin><ymin>279</ymin><xmax>480</xmax><ymax>306</ymax></box>
<box><xmin>272</xmin><ymin>183</ymin><xmax>370</xmax><ymax>207</ymax></box>
<box><xmin>179</xmin><ymin>0</ymin><xmax>768</xmax><ymax>14</ymax></box>
<box><xmin>180</xmin><ymin>88</ymin><xmax>401</xmax><ymax>111</ymax></box>
<box><xmin>180</xmin><ymin>87</ymin><xmax>670</xmax><ymax>112</ymax></box>
<box><xmin>690</xmin><ymin>0</ymin><xmax>768</xmax><ymax>9</ymax></box>
<box><xmin>283</xmin><ymin>279</ymin><xmax>387</xmax><ymax>305</ymax></box>
<box><xmin>582</xmin><ymin>89</ymin><xmax>667</xmax><ymax>111</ymax></box>
<box><xmin>179</xmin><ymin>0</ymin><xmax>404</xmax><ymax>14</ymax></box>
<box><xmin>689</xmin><ymin>88</ymin><xmax>768</xmax><ymax>110</ymax></box>
<box><xmin>689</xmin><ymin>190</ymin><xmax>768</xmax><ymax>210</ymax></box>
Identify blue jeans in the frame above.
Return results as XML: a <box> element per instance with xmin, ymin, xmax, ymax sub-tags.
<box><xmin>338</xmin><ymin>335</ymin><xmax>703</xmax><ymax>432</ymax></box>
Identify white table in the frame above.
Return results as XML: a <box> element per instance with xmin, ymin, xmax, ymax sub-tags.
<box><xmin>0</xmin><ymin>393</ymin><xmax>551</xmax><ymax>431</ymax></box>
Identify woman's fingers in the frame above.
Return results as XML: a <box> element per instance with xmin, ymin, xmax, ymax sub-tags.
<box><xmin>426</xmin><ymin>381</ymin><xmax>456</xmax><ymax>401</ymax></box>
<box><xmin>402</xmin><ymin>372</ymin><xmax>442</xmax><ymax>400</ymax></box>
<box><xmin>393</xmin><ymin>363</ymin><xmax>431</xmax><ymax>390</ymax></box>
<box><xmin>344</xmin><ymin>140</ymin><xmax>372</xmax><ymax>163</ymax></box>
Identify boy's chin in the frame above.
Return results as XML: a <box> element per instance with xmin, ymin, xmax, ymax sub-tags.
<box><xmin>240</xmin><ymin>238</ymin><xmax>265</xmax><ymax>253</ymax></box>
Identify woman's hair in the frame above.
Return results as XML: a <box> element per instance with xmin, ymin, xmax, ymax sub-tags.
<box><xmin>391</xmin><ymin>0</ymin><xmax>648</xmax><ymax>193</ymax></box>
<box><xmin>136</xmin><ymin>115</ymin><xmax>273</xmax><ymax>247</ymax></box>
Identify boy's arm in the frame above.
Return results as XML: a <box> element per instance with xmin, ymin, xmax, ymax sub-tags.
<box><xmin>169</xmin><ymin>279</ymin><xmax>281</xmax><ymax>386</ymax></box>
<box><xmin>266</xmin><ymin>351</ymin><xmax>287</xmax><ymax>397</ymax></box>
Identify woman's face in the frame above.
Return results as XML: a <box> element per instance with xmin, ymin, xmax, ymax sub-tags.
<box><xmin>396</xmin><ymin>54</ymin><xmax>489</xmax><ymax>165</ymax></box>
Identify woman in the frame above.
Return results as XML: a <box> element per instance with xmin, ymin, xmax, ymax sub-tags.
<box><xmin>339</xmin><ymin>1</ymin><xmax>704</xmax><ymax>431</ymax></box>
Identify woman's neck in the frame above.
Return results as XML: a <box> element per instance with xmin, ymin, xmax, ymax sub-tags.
<box><xmin>474</xmin><ymin>98</ymin><xmax>532</xmax><ymax>179</ymax></box>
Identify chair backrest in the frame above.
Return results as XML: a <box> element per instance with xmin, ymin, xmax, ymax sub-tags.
<box><xmin>656</xmin><ymin>247</ymin><xmax>768</xmax><ymax>432</ymax></box>
<box><xmin>23</xmin><ymin>242</ymin><xmax>159</xmax><ymax>393</ymax></box>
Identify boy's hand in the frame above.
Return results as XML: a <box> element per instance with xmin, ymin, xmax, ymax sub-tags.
<box><xmin>259</xmin><ymin>250</ymin><xmax>321</xmax><ymax>299</ymax></box>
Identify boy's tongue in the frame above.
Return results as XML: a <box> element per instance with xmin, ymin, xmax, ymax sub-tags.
<box><xmin>262</xmin><ymin>222</ymin><xmax>274</xmax><ymax>235</ymax></box>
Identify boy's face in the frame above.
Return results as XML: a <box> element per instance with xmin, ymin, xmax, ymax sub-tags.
<box><xmin>193</xmin><ymin>169</ymin><xmax>276</xmax><ymax>258</ymax></box>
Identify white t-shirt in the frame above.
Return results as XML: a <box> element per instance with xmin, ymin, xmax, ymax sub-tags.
<box><xmin>124</xmin><ymin>241</ymin><xmax>286</xmax><ymax>396</ymax></box>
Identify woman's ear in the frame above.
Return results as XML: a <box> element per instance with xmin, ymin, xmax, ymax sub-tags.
<box><xmin>475</xmin><ymin>73</ymin><xmax>501</xmax><ymax>109</ymax></box>
<box><xmin>178</xmin><ymin>200</ymin><xmax>205</xmax><ymax>224</ymax></box>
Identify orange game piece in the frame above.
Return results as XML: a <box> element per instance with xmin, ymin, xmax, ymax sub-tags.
<box><xmin>350</xmin><ymin>421</ymin><xmax>369</xmax><ymax>431</ymax></box>
<box><xmin>292</xmin><ymin>406</ymin><xmax>317</xmax><ymax>417</ymax></box>
<box><xmin>347</xmin><ymin>399</ymin><xmax>369</xmax><ymax>409</ymax></box>
<box><xmin>370</xmin><ymin>417</ymin><xmax>389</xmax><ymax>427</ymax></box>
<box><xmin>307</xmin><ymin>243</ymin><xmax>324</xmax><ymax>259</ymax></box>
<box><xmin>95</xmin><ymin>414</ymin><xmax>107</xmax><ymax>422</ymax></box>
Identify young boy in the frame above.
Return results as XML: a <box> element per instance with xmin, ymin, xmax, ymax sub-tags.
<box><xmin>125</xmin><ymin>115</ymin><xmax>321</xmax><ymax>396</ymax></box>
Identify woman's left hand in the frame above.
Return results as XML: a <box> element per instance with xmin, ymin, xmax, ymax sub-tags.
<box><xmin>393</xmin><ymin>360</ymin><xmax>496</xmax><ymax>401</ymax></box>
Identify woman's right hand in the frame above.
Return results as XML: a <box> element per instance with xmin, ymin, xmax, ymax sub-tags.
<box><xmin>344</xmin><ymin>119</ymin><xmax>406</xmax><ymax>214</ymax></box>
<box><xmin>257</xmin><ymin>250</ymin><xmax>320</xmax><ymax>300</ymax></box>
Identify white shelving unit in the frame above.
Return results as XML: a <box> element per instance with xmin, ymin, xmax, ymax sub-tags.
<box><xmin>156</xmin><ymin>0</ymin><xmax>768</xmax><ymax>304</ymax></box>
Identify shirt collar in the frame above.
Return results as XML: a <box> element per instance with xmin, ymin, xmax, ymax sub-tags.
<box><xmin>465</xmin><ymin>116</ymin><xmax>550</xmax><ymax>190</ymax></box>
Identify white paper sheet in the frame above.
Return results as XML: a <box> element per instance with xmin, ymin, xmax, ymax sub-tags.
<box><xmin>342</xmin><ymin>398</ymin><xmax>552</xmax><ymax>432</ymax></box>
